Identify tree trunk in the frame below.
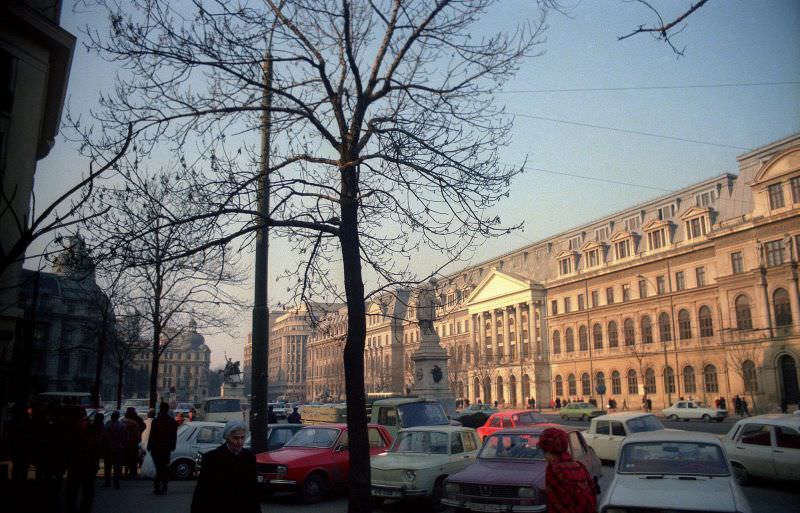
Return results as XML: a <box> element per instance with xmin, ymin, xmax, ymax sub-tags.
<box><xmin>149</xmin><ymin>314</ymin><xmax>160</xmax><ymax>409</ymax></box>
<box><xmin>116</xmin><ymin>360</ymin><xmax>125</xmax><ymax>409</ymax></box>
<box><xmin>92</xmin><ymin>311</ymin><xmax>108</xmax><ymax>408</ymax></box>
<box><xmin>339</xmin><ymin>166</ymin><xmax>370</xmax><ymax>513</ymax></box>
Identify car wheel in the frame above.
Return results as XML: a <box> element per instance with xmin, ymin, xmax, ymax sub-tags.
<box><xmin>580</xmin><ymin>414</ymin><xmax>587</xmax><ymax>422</ymax></box>
<box><xmin>732</xmin><ymin>464</ymin><xmax>749</xmax><ymax>485</ymax></box>
<box><xmin>170</xmin><ymin>460</ymin><xmax>195</xmax><ymax>480</ymax></box>
<box><xmin>668</xmin><ymin>414</ymin><xmax>678</xmax><ymax>421</ymax></box>
<box><xmin>301</xmin><ymin>473</ymin><xmax>328</xmax><ymax>504</ymax></box>
<box><xmin>431</xmin><ymin>477</ymin><xmax>446</xmax><ymax>509</ymax></box>
<box><xmin>702</xmin><ymin>414</ymin><xmax>711</xmax><ymax>423</ymax></box>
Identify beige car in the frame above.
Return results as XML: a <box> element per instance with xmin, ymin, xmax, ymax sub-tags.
<box><xmin>722</xmin><ymin>414</ymin><xmax>800</xmax><ymax>483</ymax></box>
<box><xmin>584</xmin><ymin>412</ymin><xmax>666</xmax><ymax>461</ymax></box>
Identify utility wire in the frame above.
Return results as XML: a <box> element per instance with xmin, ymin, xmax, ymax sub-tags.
<box><xmin>497</xmin><ymin>81</ymin><xmax>800</xmax><ymax>94</ymax></box>
<box><xmin>509</xmin><ymin>112</ymin><xmax>754</xmax><ymax>151</ymax></box>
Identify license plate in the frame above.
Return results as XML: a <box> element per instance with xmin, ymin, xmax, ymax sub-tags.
<box><xmin>373</xmin><ymin>487</ymin><xmax>401</xmax><ymax>497</ymax></box>
<box><xmin>257</xmin><ymin>475</ymin><xmax>264</xmax><ymax>483</ymax></box>
<box><xmin>470</xmin><ymin>503</ymin><xmax>501</xmax><ymax>512</ymax></box>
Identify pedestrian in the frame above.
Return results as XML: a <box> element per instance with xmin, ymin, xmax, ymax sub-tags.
<box><xmin>102</xmin><ymin>411</ymin><xmax>127</xmax><ymax>489</ymax></box>
<box><xmin>536</xmin><ymin>428</ymin><xmax>597</xmax><ymax>513</ymax></box>
<box><xmin>188</xmin><ymin>408</ymin><xmax>197</xmax><ymax>422</ymax></box>
<box><xmin>714</xmin><ymin>397</ymin><xmax>720</xmax><ymax>409</ymax></box>
<box><xmin>719</xmin><ymin>397</ymin><xmax>727</xmax><ymax>410</ymax></box>
<box><xmin>191</xmin><ymin>420</ymin><xmax>260</xmax><ymax>513</ymax></box>
<box><xmin>733</xmin><ymin>395</ymin><xmax>742</xmax><ymax>417</ymax></box>
<box><xmin>175</xmin><ymin>412</ymin><xmax>186</xmax><ymax>426</ymax></box>
<box><xmin>65</xmin><ymin>409</ymin><xmax>101</xmax><ymax>513</ymax></box>
<box><xmin>287</xmin><ymin>407</ymin><xmax>302</xmax><ymax>424</ymax></box>
<box><xmin>531</xmin><ymin>398</ymin><xmax>536</xmax><ymax>410</ymax></box>
<box><xmin>267</xmin><ymin>405</ymin><xmax>278</xmax><ymax>424</ymax></box>
<box><xmin>646</xmin><ymin>397</ymin><xmax>652</xmax><ymax>412</ymax></box>
<box><xmin>121</xmin><ymin>408</ymin><xmax>141</xmax><ymax>479</ymax></box>
<box><xmin>741</xmin><ymin>398</ymin><xmax>750</xmax><ymax>417</ymax></box>
<box><xmin>780</xmin><ymin>397</ymin><xmax>788</xmax><ymax>414</ymax></box>
<box><xmin>555</xmin><ymin>398</ymin><xmax>561</xmax><ymax>409</ymax></box>
<box><xmin>147</xmin><ymin>402</ymin><xmax>178</xmax><ymax>495</ymax></box>
<box><xmin>622</xmin><ymin>398</ymin><xmax>628</xmax><ymax>411</ymax></box>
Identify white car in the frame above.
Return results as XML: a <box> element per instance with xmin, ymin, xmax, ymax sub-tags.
<box><xmin>599</xmin><ymin>430</ymin><xmax>751</xmax><ymax>513</ymax></box>
<box><xmin>583</xmin><ymin>412</ymin><xmax>666</xmax><ymax>461</ymax></box>
<box><xmin>661</xmin><ymin>400</ymin><xmax>727</xmax><ymax>422</ymax></box>
<box><xmin>371</xmin><ymin>425</ymin><xmax>480</xmax><ymax>505</ymax></box>
<box><xmin>722</xmin><ymin>414</ymin><xmax>800</xmax><ymax>483</ymax></box>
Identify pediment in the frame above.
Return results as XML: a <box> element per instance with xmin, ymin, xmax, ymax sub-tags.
<box><xmin>581</xmin><ymin>240</ymin><xmax>605</xmax><ymax>252</ymax></box>
<box><xmin>680</xmin><ymin>206</ymin><xmax>710</xmax><ymax>220</ymax></box>
<box><xmin>555</xmin><ymin>249</ymin><xmax>577</xmax><ymax>259</ymax></box>
<box><xmin>609</xmin><ymin>230</ymin><xmax>633</xmax><ymax>243</ymax></box>
<box><xmin>466</xmin><ymin>268</ymin><xmax>532</xmax><ymax>305</ymax></box>
<box><xmin>752</xmin><ymin>147</ymin><xmax>800</xmax><ymax>185</ymax></box>
<box><xmin>641</xmin><ymin>219</ymin><xmax>671</xmax><ymax>232</ymax></box>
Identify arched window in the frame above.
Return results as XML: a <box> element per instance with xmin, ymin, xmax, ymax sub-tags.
<box><xmin>522</xmin><ymin>374</ymin><xmax>531</xmax><ymax>402</ymax></box>
<box><xmin>496</xmin><ymin>376</ymin><xmax>505</xmax><ymax>402</ymax></box>
<box><xmin>640</xmin><ymin>316</ymin><xmax>653</xmax><ymax>344</ymax></box>
<box><xmin>678</xmin><ymin>309</ymin><xmax>692</xmax><ymax>340</ymax></box>
<box><xmin>627</xmin><ymin>369</ymin><xmax>638</xmax><ymax>394</ymax></box>
<box><xmin>658</xmin><ymin>312</ymin><xmax>672</xmax><ymax>342</ymax></box>
<box><xmin>565</xmin><ymin>328</ymin><xmax>575</xmax><ymax>353</ymax></box>
<box><xmin>596</xmin><ymin>371</ymin><xmax>606</xmax><ymax>390</ymax></box>
<box><xmin>683</xmin><ymin>366</ymin><xmax>696</xmax><ymax>394</ymax></box>
<box><xmin>579</xmin><ymin>325</ymin><xmax>589</xmax><ymax>351</ymax></box>
<box><xmin>608</xmin><ymin>321</ymin><xmax>619</xmax><ymax>348</ymax></box>
<box><xmin>552</xmin><ymin>331</ymin><xmax>561</xmax><ymax>354</ymax></box>
<box><xmin>774</xmin><ymin>288</ymin><xmax>793</xmax><ymax>327</ymax></box>
<box><xmin>555</xmin><ymin>375</ymin><xmax>563</xmax><ymax>397</ymax></box>
<box><xmin>704</xmin><ymin>364</ymin><xmax>719</xmax><ymax>393</ymax></box>
<box><xmin>579</xmin><ymin>373</ymin><xmax>590</xmax><ymax>396</ymax></box>
<box><xmin>567</xmin><ymin>374</ymin><xmax>577</xmax><ymax>396</ymax></box>
<box><xmin>699</xmin><ymin>306</ymin><xmax>713</xmax><ymax>337</ymax></box>
<box><xmin>473</xmin><ymin>377</ymin><xmax>481</xmax><ymax>400</ymax></box>
<box><xmin>742</xmin><ymin>360</ymin><xmax>758</xmax><ymax>393</ymax></box>
<box><xmin>593</xmin><ymin>323</ymin><xmax>603</xmax><ymax>349</ymax></box>
<box><xmin>624</xmin><ymin>318</ymin><xmax>635</xmax><ymax>346</ymax></box>
<box><xmin>735</xmin><ymin>295</ymin><xmax>753</xmax><ymax>330</ymax></box>
<box><xmin>644</xmin><ymin>368</ymin><xmax>656</xmax><ymax>394</ymax></box>
<box><xmin>611</xmin><ymin>371</ymin><xmax>622</xmax><ymax>395</ymax></box>
<box><xmin>664</xmin><ymin>366</ymin><xmax>675</xmax><ymax>394</ymax></box>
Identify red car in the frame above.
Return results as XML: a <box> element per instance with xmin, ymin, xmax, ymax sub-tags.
<box><xmin>476</xmin><ymin>409</ymin><xmax>548</xmax><ymax>441</ymax></box>
<box><xmin>255</xmin><ymin>423</ymin><xmax>393</xmax><ymax>503</ymax></box>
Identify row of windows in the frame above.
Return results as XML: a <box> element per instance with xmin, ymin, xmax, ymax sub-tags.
<box><xmin>767</xmin><ymin>177</ymin><xmax>800</xmax><ymax>210</ymax></box>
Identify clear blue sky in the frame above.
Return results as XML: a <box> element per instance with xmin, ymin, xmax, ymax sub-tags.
<box><xmin>33</xmin><ymin>0</ymin><xmax>800</xmax><ymax>366</ymax></box>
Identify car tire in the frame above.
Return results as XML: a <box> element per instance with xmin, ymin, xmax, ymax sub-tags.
<box><xmin>668</xmin><ymin>414</ymin><xmax>678</xmax><ymax>421</ymax></box>
<box><xmin>301</xmin><ymin>473</ymin><xmax>328</xmax><ymax>504</ymax></box>
<box><xmin>702</xmin><ymin>414</ymin><xmax>711</xmax><ymax>423</ymax></box>
<box><xmin>732</xmin><ymin>464</ymin><xmax>749</xmax><ymax>485</ymax></box>
<box><xmin>430</xmin><ymin>477</ymin><xmax>446</xmax><ymax>510</ymax></box>
<box><xmin>170</xmin><ymin>460</ymin><xmax>195</xmax><ymax>480</ymax></box>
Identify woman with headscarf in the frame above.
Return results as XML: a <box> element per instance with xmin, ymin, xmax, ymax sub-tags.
<box><xmin>191</xmin><ymin>420</ymin><xmax>260</xmax><ymax>513</ymax></box>
<box><xmin>536</xmin><ymin>428</ymin><xmax>597</xmax><ymax>513</ymax></box>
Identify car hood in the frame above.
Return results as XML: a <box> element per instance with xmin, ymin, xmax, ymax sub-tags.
<box><xmin>256</xmin><ymin>447</ymin><xmax>330</xmax><ymax>466</ymax></box>
<box><xmin>449</xmin><ymin>459</ymin><xmax>545</xmax><ymax>488</ymax></box>
<box><xmin>605</xmin><ymin>475</ymin><xmax>737</xmax><ymax>511</ymax></box>
<box><xmin>372</xmin><ymin>452</ymin><xmax>447</xmax><ymax>471</ymax></box>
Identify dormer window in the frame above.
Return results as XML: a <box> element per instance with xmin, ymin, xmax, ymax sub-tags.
<box><xmin>557</xmin><ymin>250</ymin><xmax>577</xmax><ymax>276</ymax></box>
<box><xmin>568</xmin><ymin>235</ymin><xmax>582</xmax><ymax>251</ymax></box>
<box><xmin>623</xmin><ymin>214</ymin><xmax>641</xmax><ymax>232</ymax></box>
<box><xmin>657</xmin><ymin>203</ymin><xmax>676</xmax><ymax>220</ymax></box>
<box><xmin>581</xmin><ymin>241</ymin><xmax>605</xmax><ymax>269</ymax></box>
<box><xmin>642</xmin><ymin>220</ymin><xmax>672</xmax><ymax>252</ymax></box>
<box><xmin>768</xmin><ymin>183</ymin><xmax>785</xmax><ymax>209</ymax></box>
<box><xmin>610</xmin><ymin>231</ymin><xmax>635</xmax><ymax>261</ymax></box>
<box><xmin>681</xmin><ymin>207</ymin><xmax>711</xmax><ymax>241</ymax></box>
<box><xmin>695</xmin><ymin>189</ymin><xmax>716</xmax><ymax>207</ymax></box>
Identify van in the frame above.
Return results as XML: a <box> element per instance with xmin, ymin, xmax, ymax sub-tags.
<box><xmin>370</xmin><ymin>398</ymin><xmax>450</xmax><ymax>439</ymax></box>
<box><xmin>197</xmin><ymin>397</ymin><xmax>245</xmax><ymax>423</ymax></box>
<box><xmin>38</xmin><ymin>392</ymin><xmax>95</xmax><ymax>409</ymax></box>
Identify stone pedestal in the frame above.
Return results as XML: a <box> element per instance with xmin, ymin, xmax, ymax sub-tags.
<box><xmin>221</xmin><ymin>380</ymin><xmax>245</xmax><ymax>399</ymax></box>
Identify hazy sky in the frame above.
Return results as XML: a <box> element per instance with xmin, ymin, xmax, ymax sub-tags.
<box><xmin>31</xmin><ymin>1</ymin><xmax>800</xmax><ymax>367</ymax></box>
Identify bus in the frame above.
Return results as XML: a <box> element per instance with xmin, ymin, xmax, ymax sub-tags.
<box><xmin>197</xmin><ymin>397</ymin><xmax>245</xmax><ymax>423</ymax></box>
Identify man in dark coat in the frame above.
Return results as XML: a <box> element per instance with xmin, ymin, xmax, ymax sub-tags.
<box><xmin>147</xmin><ymin>402</ymin><xmax>177</xmax><ymax>495</ymax></box>
<box><xmin>102</xmin><ymin>410</ymin><xmax>128</xmax><ymax>489</ymax></box>
<box><xmin>191</xmin><ymin>420</ymin><xmax>259</xmax><ymax>513</ymax></box>
<box><xmin>287</xmin><ymin>407</ymin><xmax>301</xmax><ymax>424</ymax></box>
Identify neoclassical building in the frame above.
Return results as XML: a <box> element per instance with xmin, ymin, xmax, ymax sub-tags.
<box><xmin>305</xmin><ymin>134</ymin><xmax>800</xmax><ymax>413</ymax></box>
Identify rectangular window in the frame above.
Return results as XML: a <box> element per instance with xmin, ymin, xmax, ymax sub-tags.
<box><xmin>615</xmin><ymin>239</ymin><xmax>631</xmax><ymax>259</ymax></box>
<box><xmin>695</xmin><ymin>267</ymin><xmax>706</xmax><ymax>287</ymax></box>
<box><xmin>569</xmin><ymin>235</ymin><xmax>582</xmax><ymax>251</ymax></box>
<box><xmin>768</xmin><ymin>183</ymin><xmax>785</xmax><ymax>209</ymax></box>
<box><xmin>559</xmin><ymin>258</ymin><xmax>572</xmax><ymax>276</ymax></box>
<box><xmin>791</xmin><ymin>176</ymin><xmax>800</xmax><ymax>203</ymax></box>
<box><xmin>606</xmin><ymin>287</ymin><xmax>614</xmax><ymax>305</ymax></box>
<box><xmin>685</xmin><ymin>217</ymin><xmax>707</xmax><ymax>239</ymax></box>
<box><xmin>657</xmin><ymin>204</ymin><xmax>675</xmax><ymax>220</ymax></box>
<box><xmin>656</xmin><ymin>275</ymin><xmax>666</xmax><ymax>295</ymax></box>
<box><xmin>695</xmin><ymin>190</ymin><xmax>715</xmax><ymax>207</ymax></box>
<box><xmin>638</xmin><ymin>279</ymin><xmax>647</xmax><ymax>299</ymax></box>
<box><xmin>675</xmin><ymin>271</ymin><xmax>685</xmax><ymax>291</ymax></box>
<box><xmin>594</xmin><ymin>227</ymin><xmax>609</xmax><ymax>241</ymax></box>
<box><xmin>731</xmin><ymin>251</ymin><xmax>744</xmax><ymax>274</ymax></box>
<box><xmin>587</xmin><ymin>249</ymin><xmax>599</xmax><ymax>267</ymax></box>
<box><xmin>591</xmin><ymin>290</ymin><xmax>599</xmax><ymax>308</ymax></box>
<box><xmin>564</xmin><ymin>297</ymin><xmax>571</xmax><ymax>313</ymax></box>
<box><xmin>551</xmin><ymin>300</ymin><xmax>558</xmax><ymax>315</ymax></box>
<box><xmin>577</xmin><ymin>294</ymin><xmax>585</xmax><ymax>311</ymax></box>
<box><xmin>765</xmin><ymin>240</ymin><xmax>784</xmax><ymax>267</ymax></box>
<box><xmin>622</xmin><ymin>284</ymin><xmax>631</xmax><ymax>302</ymax></box>
<box><xmin>624</xmin><ymin>215</ymin><xmax>641</xmax><ymax>232</ymax></box>
<box><xmin>648</xmin><ymin>229</ymin><xmax>666</xmax><ymax>250</ymax></box>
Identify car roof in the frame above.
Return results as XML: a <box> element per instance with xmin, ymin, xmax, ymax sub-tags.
<box><xmin>299</xmin><ymin>423</ymin><xmax>383</xmax><ymax>430</ymax></box>
<box><xmin>373</xmin><ymin>398</ymin><xmax>437</xmax><ymax>406</ymax></box>
<box><xmin>492</xmin><ymin>409</ymin><xmax>542</xmax><ymax>417</ymax></box>
<box><xmin>732</xmin><ymin>413</ymin><xmax>800</xmax><ymax>428</ymax></box>
<box><xmin>398</xmin><ymin>425</ymin><xmax>474</xmax><ymax>434</ymax></box>
<box><xmin>565</xmin><ymin>402</ymin><xmax>591</xmax><ymax>407</ymax></box>
<box><xmin>623</xmin><ymin>430</ymin><xmax>723</xmax><ymax>445</ymax></box>
<box><xmin>489</xmin><ymin>424</ymin><xmax>576</xmax><ymax>435</ymax></box>
<box><xmin>185</xmin><ymin>421</ymin><xmax>226</xmax><ymax>428</ymax></box>
<box><xmin>593</xmin><ymin>412</ymin><xmax>656</xmax><ymax>421</ymax></box>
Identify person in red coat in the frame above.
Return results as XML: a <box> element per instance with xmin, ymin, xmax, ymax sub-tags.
<box><xmin>537</xmin><ymin>428</ymin><xmax>597</xmax><ymax>513</ymax></box>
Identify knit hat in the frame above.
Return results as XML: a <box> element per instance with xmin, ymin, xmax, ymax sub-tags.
<box><xmin>537</xmin><ymin>428</ymin><xmax>572</xmax><ymax>461</ymax></box>
<box><xmin>223</xmin><ymin>420</ymin><xmax>247</xmax><ymax>441</ymax></box>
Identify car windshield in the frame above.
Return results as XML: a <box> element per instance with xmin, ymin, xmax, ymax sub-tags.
<box><xmin>398</xmin><ymin>402</ymin><xmax>449</xmax><ymax>427</ymax></box>
<box><xmin>626</xmin><ymin>415</ymin><xmax>665</xmax><ymax>433</ymax></box>
<box><xmin>206</xmin><ymin>399</ymin><xmax>241</xmax><ymax>413</ymax></box>
<box><xmin>391</xmin><ymin>431</ymin><xmax>449</xmax><ymax>454</ymax></box>
<box><xmin>285</xmin><ymin>428</ymin><xmax>340</xmax><ymax>448</ymax></box>
<box><xmin>514</xmin><ymin>412</ymin><xmax>546</xmax><ymax>425</ymax></box>
<box><xmin>479</xmin><ymin>433</ymin><xmax>544</xmax><ymax>460</ymax></box>
<box><xmin>619</xmin><ymin>442</ymin><xmax>729</xmax><ymax>476</ymax></box>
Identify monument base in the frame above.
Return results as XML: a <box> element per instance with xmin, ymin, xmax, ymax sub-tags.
<box><xmin>221</xmin><ymin>381</ymin><xmax>245</xmax><ymax>399</ymax></box>
<box><xmin>411</xmin><ymin>349</ymin><xmax>456</xmax><ymax>417</ymax></box>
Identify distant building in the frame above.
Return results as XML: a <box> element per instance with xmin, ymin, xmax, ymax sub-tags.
<box><xmin>242</xmin><ymin>311</ymin><xmax>282</xmax><ymax>397</ymax></box>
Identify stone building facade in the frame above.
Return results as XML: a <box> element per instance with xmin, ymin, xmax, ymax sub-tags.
<box><xmin>305</xmin><ymin>134</ymin><xmax>800</xmax><ymax>413</ymax></box>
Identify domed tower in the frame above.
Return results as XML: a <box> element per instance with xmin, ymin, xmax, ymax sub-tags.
<box><xmin>51</xmin><ymin>235</ymin><xmax>95</xmax><ymax>282</ymax></box>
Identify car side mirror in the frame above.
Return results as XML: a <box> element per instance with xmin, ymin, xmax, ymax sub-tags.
<box><xmin>336</xmin><ymin>443</ymin><xmax>347</xmax><ymax>452</ymax></box>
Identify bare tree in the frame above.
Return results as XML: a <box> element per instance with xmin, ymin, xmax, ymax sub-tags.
<box><xmin>108</xmin><ymin>309</ymin><xmax>148</xmax><ymax>408</ymax></box>
<box><xmin>725</xmin><ymin>340</ymin><xmax>761</xmax><ymax>414</ymax></box>
<box><xmin>79</xmin><ymin>2</ymin><xmax>549</xmax><ymax>509</ymax></box>
<box><xmin>618</xmin><ymin>0</ymin><xmax>711</xmax><ymax>56</ymax></box>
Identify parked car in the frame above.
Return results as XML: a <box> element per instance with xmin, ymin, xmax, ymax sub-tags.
<box><xmin>452</xmin><ymin>404</ymin><xmax>498</xmax><ymax>428</ymax></box>
<box><xmin>194</xmin><ymin>423</ymin><xmax>303</xmax><ymax>474</ymax></box>
<box><xmin>721</xmin><ymin>414</ymin><xmax>800</xmax><ymax>483</ymax></box>
<box><xmin>141</xmin><ymin>421</ymin><xmax>229</xmax><ymax>480</ymax></box>
<box><xmin>255</xmin><ymin>423</ymin><xmax>393</xmax><ymax>502</ymax></box>
<box><xmin>371</xmin><ymin>425</ymin><xmax>480</xmax><ymax>505</ymax></box>
<box><xmin>559</xmin><ymin>402</ymin><xmax>606</xmax><ymax>421</ymax></box>
<box><xmin>599</xmin><ymin>430</ymin><xmax>751</xmax><ymax>513</ymax></box>
<box><xmin>476</xmin><ymin>410</ymin><xmax>548</xmax><ymax>441</ymax></box>
<box><xmin>662</xmin><ymin>400</ymin><xmax>727</xmax><ymax>422</ymax></box>
<box><xmin>121</xmin><ymin>398</ymin><xmax>150</xmax><ymax>417</ymax></box>
<box><xmin>583</xmin><ymin>412</ymin><xmax>667</xmax><ymax>462</ymax></box>
<box><xmin>370</xmin><ymin>398</ymin><xmax>451</xmax><ymax>439</ymax></box>
<box><xmin>196</xmin><ymin>397</ymin><xmax>245</xmax><ymax>423</ymax></box>
<box><xmin>442</xmin><ymin>425</ymin><xmax>601</xmax><ymax>512</ymax></box>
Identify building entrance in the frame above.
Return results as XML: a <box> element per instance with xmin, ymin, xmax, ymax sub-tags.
<box><xmin>779</xmin><ymin>354</ymin><xmax>799</xmax><ymax>407</ymax></box>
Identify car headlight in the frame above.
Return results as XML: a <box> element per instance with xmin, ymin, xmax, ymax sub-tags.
<box><xmin>518</xmin><ymin>487</ymin><xmax>537</xmax><ymax>498</ymax></box>
<box><xmin>404</xmin><ymin>470</ymin><xmax>416</xmax><ymax>482</ymax></box>
<box><xmin>276</xmin><ymin>465</ymin><xmax>288</xmax><ymax>475</ymax></box>
<box><xmin>445</xmin><ymin>482</ymin><xmax>459</xmax><ymax>494</ymax></box>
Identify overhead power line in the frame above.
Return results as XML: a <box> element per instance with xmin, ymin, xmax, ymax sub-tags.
<box><xmin>497</xmin><ymin>81</ymin><xmax>800</xmax><ymax>94</ymax></box>
<box><xmin>509</xmin><ymin>112</ymin><xmax>754</xmax><ymax>151</ymax></box>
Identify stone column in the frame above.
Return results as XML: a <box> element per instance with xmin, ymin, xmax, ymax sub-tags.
<box><xmin>499</xmin><ymin>307</ymin><xmax>508</xmax><ymax>361</ymax></box>
<box><xmin>491</xmin><ymin>309</ymin><xmax>499</xmax><ymax>361</ymax></box>
<box><xmin>515</xmin><ymin>303</ymin><xmax>524</xmax><ymax>361</ymax></box>
<box><xmin>476</xmin><ymin>313</ymin><xmax>484</xmax><ymax>361</ymax></box>
<box><xmin>528</xmin><ymin>302</ymin><xmax>537</xmax><ymax>356</ymax></box>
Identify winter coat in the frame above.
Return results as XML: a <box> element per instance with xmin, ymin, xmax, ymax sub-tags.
<box><xmin>190</xmin><ymin>444</ymin><xmax>260</xmax><ymax>513</ymax></box>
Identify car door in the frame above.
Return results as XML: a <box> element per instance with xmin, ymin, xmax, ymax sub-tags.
<box><xmin>773</xmin><ymin>425</ymin><xmax>800</xmax><ymax>480</ymax></box>
<box><xmin>330</xmin><ymin>430</ymin><xmax>350</xmax><ymax>484</ymax></box>
<box><xmin>586</xmin><ymin>420</ymin><xmax>610</xmax><ymax>460</ymax></box>
<box><xmin>368</xmin><ymin>426</ymin><xmax>392</xmax><ymax>456</ymax></box>
<box><xmin>607</xmin><ymin>421</ymin><xmax>627</xmax><ymax>461</ymax></box>
<box><xmin>732</xmin><ymin>423</ymin><xmax>775</xmax><ymax>478</ymax></box>
<box><xmin>686</xmin><ymin>402</ymin><xmax>701</xmax><ymax>419</ymax></box>
<box><xmin>482</xmin><ymin>415</ymin><xmax>502</xmax><ymax>440</ymax></box>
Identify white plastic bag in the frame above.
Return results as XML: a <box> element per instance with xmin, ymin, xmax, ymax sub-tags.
<box><xmin>140</xmin><ymin>452</ymin><xmax>156</xmax><ymax>479</ymax></box>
